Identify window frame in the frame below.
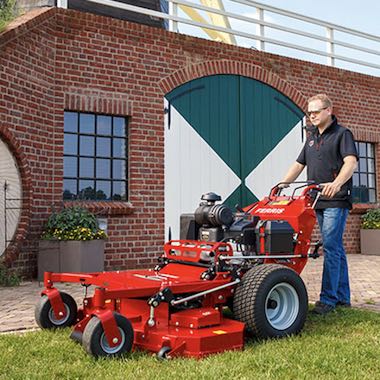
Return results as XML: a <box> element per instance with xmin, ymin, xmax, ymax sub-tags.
<box><xmin>63</xmin><ymin>111</ymin><xmax>128</xmax><ymax>201</ymax></box>
<box><xmin>352</xmin><ymin>141</ymin><xmax>377</xmax><ymax>204</ymax></box>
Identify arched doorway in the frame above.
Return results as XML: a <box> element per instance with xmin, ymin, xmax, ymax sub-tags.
<box><xmin>164</xmin><ymin>74</ymin><xmax>306</xmax><ymax>239</ymax></box>
<box><xmin>0</xmin><ymin>138</ymin><xmax>22</xmax><ymax>256</ymax></box>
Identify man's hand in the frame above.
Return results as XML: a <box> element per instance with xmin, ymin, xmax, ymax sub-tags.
<box><xmin>320</xmin><ymin>182</ymin><xmax>342</xmax><ymax>198</ymax></box>
<box><xmin>320</xmin><ymin>156</ymin><xmax>357</xmax><ymax>199</ymax></box>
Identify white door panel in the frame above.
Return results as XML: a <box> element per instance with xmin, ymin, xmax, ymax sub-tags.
<box><xmin>0</xmin><ymin>139</ymin><xmax>22</xmax><ymax>255</ymax></box>
<box><xmin>245</xmin><ymin>120</ymin><xmax>306</xmax><ymax>200</ymax></box>
<box><xmin>165</xmin><ymin>101</ymin><xmax>240</xmax><ymax>239</ymax></box>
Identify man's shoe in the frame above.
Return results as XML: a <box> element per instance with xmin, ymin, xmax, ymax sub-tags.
<box><xmin>336</xmin><ymin>301</ymin><xmax>351</xmax><ymax>308</ymax></box>
<box><xmin>312</xmin><ymin>301</ymin><xmax>335</xmax><ymax>315</ymax></box>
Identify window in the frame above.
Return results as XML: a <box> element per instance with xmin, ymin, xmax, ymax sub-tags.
<box><xmin>63</xmin><ymin>112</ymin><xmax>128</xmax><ymax>201</ymax></box>
<box><xmin>352</xmin><ymin>142</ymin><xmax>376</xmax><ymax>203</ymax></box>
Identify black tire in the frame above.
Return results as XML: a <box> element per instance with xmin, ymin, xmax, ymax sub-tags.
<box><xmin>35</xmin><ymin>292</ymin><xmax>78</xmax><ymax>329</ymax></box>
<box><xmin>82</xmin><ymin>313</ymin><xmax>134</xmax><ymax>358</ymax></box>
<box><xmin>233</xmin><ymin>264</ymin><xmax>308</xmax><ymax>339</ymax></box>
<box><xmin>157</xmin><ymin>346</ymin><xmax>171</xmax><ymax>360</ymax></box>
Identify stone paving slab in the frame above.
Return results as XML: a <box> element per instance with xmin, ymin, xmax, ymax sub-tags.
<box><xmin>0</xmin><ymin>282</ymin><xmax>84</xmax><ymax>333</ymax></box>
<box><xmin>301</xmin><ymin>254</ymin><xmax>380</xmax><ymax>313</ymax></box>
<box><xmin>1</xmin><ymin>254</ymin><xmax>379</xmax><ymax>334</ymax></box>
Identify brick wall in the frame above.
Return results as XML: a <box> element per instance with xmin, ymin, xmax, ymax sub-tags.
<box><xmin>0</xmin><ymin>8</ymin><xmax>379</xmax><ymax>277</ymax></box>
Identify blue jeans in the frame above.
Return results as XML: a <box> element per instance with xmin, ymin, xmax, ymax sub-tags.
<box><xmin>316</xmin><ymin>208</ymin><xmax>350</xmax><ymax>306</ymax></box>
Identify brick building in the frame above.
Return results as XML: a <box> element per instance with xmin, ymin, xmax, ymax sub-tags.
<box><xmin>0</xmin><ymin>7</ymin><xmax>379</xmax><ymax>277</ymax></box>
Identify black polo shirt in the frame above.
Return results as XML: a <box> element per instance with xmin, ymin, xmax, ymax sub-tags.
<box><xmin>297</xmin><ymin>116</ymin><xmax>358</xmax><ymax>209</ymax></box>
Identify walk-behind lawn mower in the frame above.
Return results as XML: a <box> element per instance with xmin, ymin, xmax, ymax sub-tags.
<box><xmin>35</xmin><ymin>182</ymin><xmax>322</xmax><ymax>359</ymax></box>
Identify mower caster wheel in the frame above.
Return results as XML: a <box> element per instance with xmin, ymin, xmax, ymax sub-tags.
<box><xmin>157</xmin><ymin>346</ymin><xmax>172</xmax><ymax>360</ymax></box>
<box><xmin>82</xmin><ymin>313</ymin><xmax>134</xmax><ymax>358</ymax></box>
<box><xmin>35</xmin><ymin>292</ymin><xmax>77</xmax><ymax>329</ymax></box>
<box><xmin>70</xmin><ymin>330</ymin><xmax>83</xmax><ymax>344</ymax></box>
<box><xmin>233</xmin><ymin>264</ymin><xmax>308</xmax><ymax>339</ymax></box>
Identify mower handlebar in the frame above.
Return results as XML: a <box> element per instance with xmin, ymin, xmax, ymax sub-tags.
<box><xmin>269</xmin><ymin>181</ymin><xmax>323</xmax><ymax>200</ymax></box>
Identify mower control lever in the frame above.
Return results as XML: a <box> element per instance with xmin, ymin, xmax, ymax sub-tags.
<box><xmin>308</xmin><ymin>240</ymin><xmax>323</xmax><ymax>259</ymax></box>
<box><xmin>170</xmin><ymin>279</ymin><xmax>241</xmax><ymax>307</ymax></box>
<box><xmin>235</xmin><ymin>204</ymin><xmax>244</xmax><ymax>213</ymax></box>
<box><xmin>148</xmin><ymin>287</ymin><xmax>175</xmax><ymax>308</ymax></box>
<box><xmin>200</xmin><ymin>265</ymin><xmax>217</xmax><ymax>280</ymax></box>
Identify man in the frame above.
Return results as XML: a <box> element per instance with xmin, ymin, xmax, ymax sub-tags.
<box><xmin>280</xmin><ymin>94</ymin><xmax>358</xmax><ymax>315</ymax></box>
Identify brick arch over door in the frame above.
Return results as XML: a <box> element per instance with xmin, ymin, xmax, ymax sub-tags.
<box><xmin>0</xmin><ymin>126</ymin><xmax>32</xmax><ymax>265</ymax></box>
<box><xmin>158</xmin><ymin>60</ymin><xmax>308</xmax><ymax>111</ymax></box>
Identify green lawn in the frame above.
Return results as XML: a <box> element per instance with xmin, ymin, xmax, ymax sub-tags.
<box><xmin>1</xmin><ymin>307</ymin><xmax>379</xmax><ymax>380</ymax></box>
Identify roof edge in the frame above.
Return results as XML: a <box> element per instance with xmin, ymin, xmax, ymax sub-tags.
<box><xmin>0</xmin><ymin>7</ymin><xmax>56</xmax><ymax>47</ymax></box>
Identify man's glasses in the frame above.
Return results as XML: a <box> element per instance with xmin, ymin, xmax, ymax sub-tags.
<box><xmin>307</xmin><ymin>107</ymin><xmax>328</xmax><ymax>117</ymax></box>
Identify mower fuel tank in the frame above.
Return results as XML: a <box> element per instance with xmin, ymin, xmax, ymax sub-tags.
<box><xmin>180</xmin><ymin>214</ymin><xmax>200</xmax><ymax>240</ymax></box>
<box><xmin>256</xmin><ymin>220</ymin><xmax>294</xmax><ymax>254</ymax></box>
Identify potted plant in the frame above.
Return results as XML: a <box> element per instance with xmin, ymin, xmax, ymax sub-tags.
<box><xmin>38</xmin><ymin>207</ymin><xmax>107</xmax><ymax>280</ymax></box>
<box><xmin>360</xmin><ymin>208</ymin><xmax>380</xmax><ymax>255</ymax></box>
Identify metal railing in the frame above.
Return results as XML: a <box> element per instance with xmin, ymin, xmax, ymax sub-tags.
<box><xmin>1</xmin><ymin>181</ymin><xmax>22</xmax><ymax>254</ymax></box>
<box><xmin>58</xmin><ymin>0</ymin><xmax>380</xmax><ymax>77</ymax></box>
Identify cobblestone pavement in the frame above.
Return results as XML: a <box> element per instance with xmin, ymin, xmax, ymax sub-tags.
<box><xmin>1</xmin><ymin>254</ymin><xmax>379</xmax><ymax>334</ymax></box>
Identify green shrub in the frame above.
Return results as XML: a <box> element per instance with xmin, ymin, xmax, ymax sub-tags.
<box><xmin>361</xmin><ymin>208</ymin><xmax>380</xmax><ymax>229</ymax></box>
<box><xmin>0</xmin><ymin>0</ymin><xmax>17</xmax><ymax>32</ymax></box>
<box><xmin>0</xmin><ymin>262</ymin><xmax>20</xmax><ymax>287</ymax></box>
<box><xmin>41</xmin><ymin>207</ymin><xmax>107</xmax><ymax>241</ymax></box>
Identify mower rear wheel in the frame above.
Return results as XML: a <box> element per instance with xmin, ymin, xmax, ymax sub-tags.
<box><xmin>82</xmin><ymin>313</ymin><xmax>134</xmax><ymax>358</ymax></box>
<box><xmin>35</xmin><ymin>292</ymin><xmax>77</xmax><ymax>329</ymax></box>
<box><xmin>233</xmin><ymin>264</ymin><xmax>308</xmax><ymax>339</ymax></box>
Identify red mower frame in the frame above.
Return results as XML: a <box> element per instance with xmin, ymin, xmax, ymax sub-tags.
<box><xmin>36</xmin><ymin>183</ymin><xmax>322</xmax><ymax>359</ymax></box>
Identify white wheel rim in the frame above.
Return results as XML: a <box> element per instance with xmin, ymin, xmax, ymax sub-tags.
<box><xmin>100</xmin><ymin>328</ymin><xmax>126</xmax><ymax>354</ymax></box>
<box><xmin>265</xmin><ymin>282</ymin><xmax>299</xmax><ymax>330</ymax></box>
<box><xmin>48</xmin><ymin>304</ymin><xmax>70</xmax><ymax>325</ymax></box>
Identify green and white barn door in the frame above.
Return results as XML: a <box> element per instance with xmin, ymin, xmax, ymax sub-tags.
<box><xmin>165</xmin><ymin>75</ymin><xmax>306</xmax><ymax>239</ymax></box>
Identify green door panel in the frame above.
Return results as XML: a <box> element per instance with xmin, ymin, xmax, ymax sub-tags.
<box><xmin>240</xmin><ymin>80</ymin><xmax>303</xmax><ymax>178</ymax></box>
<box><xmin>167</xmin><ymin>75</ymin><xmax>241</xmax><ymax>177</ymax></box>
<box><xmin>166</xmin><ymin>74</ymin><xmax>304</xmax><ymax>209</ymax></box>
<box><xmin>225</xmin><ymin>184</ymin><xmax>256</xmax><ymax>210</ymax></box>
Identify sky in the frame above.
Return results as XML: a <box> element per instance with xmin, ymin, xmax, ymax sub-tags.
<box><xmin>175</xmin><ymin>0</ymin><xmax>380</xmax><ymax>76</ymax></box>
<box><xmin>254</xmin><ymin>0</ymin><xmax>379</xmax><ymax>35</ymax></box>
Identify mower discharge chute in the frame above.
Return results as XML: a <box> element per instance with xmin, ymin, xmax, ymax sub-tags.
<box><xmin>35</xmin><ymin>182</ymin><xmax>322</xmax><ymax>359</ymax></box>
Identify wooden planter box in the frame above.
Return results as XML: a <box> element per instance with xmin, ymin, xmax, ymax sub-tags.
<box><xmin>360</xmin><ymin>229</ymin><xmax>380</xmax><ymax>255</ymax></box>
<box><xmin>38</xmin><ymin>240</ymin><xmax>105</xmax><ymax>281</ymax></box>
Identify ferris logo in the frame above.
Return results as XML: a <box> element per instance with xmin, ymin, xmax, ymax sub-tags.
<box><xmin>256</xmin><ymin>208</ymin><xmax>285</xmax><ymax>214</ymax></box>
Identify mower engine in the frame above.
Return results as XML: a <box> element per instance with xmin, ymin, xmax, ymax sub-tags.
<box><xmin>181</xmin><ymin>182</ymin><xmax>320</xmax><ymax>274</ymax></box>
<box><xmin>193</xmin><ymin>192</ymin><xmax>258</xmax><ymax>252</ymax></box>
